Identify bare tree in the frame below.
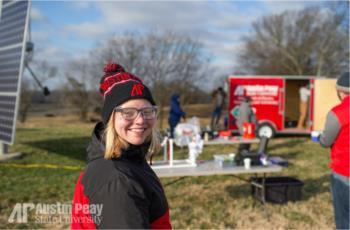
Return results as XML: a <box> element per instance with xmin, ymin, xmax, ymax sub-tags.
<box><xmin>64</xmin><ymin>59</ymin><xmax>94</xmax><ymax>121</ymax></box>
<box><xmin>238</xmin><ymin>6</ymin><xmax>349</xmax><ymax>78</ymax></box>
<box><xmin>326</xmin><ymin>1</ymin><xmax>349</xmax><ymax>33</ymax></box>
<box><xmin>90</xmin><ymin>31</ymin><xmax>211</xmax><ymax>128</ymax></box>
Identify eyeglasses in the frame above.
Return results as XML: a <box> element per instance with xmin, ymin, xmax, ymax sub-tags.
<box><xmin>114</xmin><ymin>106</ymin><xmax>157</xmax><ymax>120</ymax></box>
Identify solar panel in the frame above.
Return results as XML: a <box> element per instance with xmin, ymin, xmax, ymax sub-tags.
<box><xmin>0</xmin><ymin>0</ymin><xmax>30</xmax><ymax>145</ymax></box>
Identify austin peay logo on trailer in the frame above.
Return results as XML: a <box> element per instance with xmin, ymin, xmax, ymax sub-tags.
<box><xmin>234</xmin><ymin>84</ymin><xmax>279</xmax><ymax>106</ymax></box>
<box><xmin>234</xmin><ymin>85</ymin><xmax>279</xmax><ymax>96</ymax></box>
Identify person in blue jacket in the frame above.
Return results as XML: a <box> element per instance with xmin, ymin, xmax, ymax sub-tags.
<box><xmin>168</xmin><ymin>93</ymin><xmax>186</xmax><ymax>138</ymax></box>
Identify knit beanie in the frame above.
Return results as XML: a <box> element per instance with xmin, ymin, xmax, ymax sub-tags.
<box><xmin>99</xmin><ymin>63</ymin><xmax>156</xmax><ymax>124</ymax></box>
<box><xmin>336</xmin><ymin>72</ymin><xmax>349</xmax><ymax>93</ymax></box>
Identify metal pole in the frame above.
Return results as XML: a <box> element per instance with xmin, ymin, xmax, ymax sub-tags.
<box><xmin>0</xmin><ymin>141</ymin><xmax>22</xmax><ymax>161</ymax></box>
<box><xmin>169</xmin><ymin>139</ymin><xmax>173</xmax><ymax>167</ymax></box>
<box><xmin>0</xmin><ymin>141</ymin><xmax>8</xmax><ymax>155</ymax></box>
<box><xmin>163</xmin><ymin>138</ymin><xmax>167</xmax><ymax>162</ymax></box>
<box><xmin>25</xmin><ymin>62</ymin><xmax>44</xmax><ymax>89</ymax></box>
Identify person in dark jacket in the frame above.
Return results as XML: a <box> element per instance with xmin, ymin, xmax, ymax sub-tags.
<box><xmin>71</xmin><ymin>63</ymin><xmax>172</xmax><ymax>229</ymax></box>
<box><xmin>236</xmin><ymin>96</ymin><xmax>257</xmax><ymax>153</ymax></box>
<box><xmin>210</xmin><ymin>87</ymin><xmax>226</xmax><ymax>131</ymax></box>
<box><xmin>318</xmin><ymin>72</ymin><xmax>349</xmax><ymax>230</ymax></box>
<box><xmin>168</xmin><ymin>93</ymin><xmax>186</xmax><ymax>138</ymax></box>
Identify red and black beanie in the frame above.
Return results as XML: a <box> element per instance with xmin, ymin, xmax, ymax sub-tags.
<box><xmin>99</xmin><ymin>63</ymin><xmax>156</xmax><ymax>124</ymax></box>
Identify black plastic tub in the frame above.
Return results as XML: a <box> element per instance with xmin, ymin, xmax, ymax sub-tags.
<box><xmin>251</xmin><ymin>176</ymin><xmax>304</xmax><ymax>204</ymax></box>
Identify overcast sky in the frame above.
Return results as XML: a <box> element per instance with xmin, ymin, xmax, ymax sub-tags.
<box><xmin>30</xmin><ymin>1</ymin><xmax>325</xmax><ymax>87</ymax></box>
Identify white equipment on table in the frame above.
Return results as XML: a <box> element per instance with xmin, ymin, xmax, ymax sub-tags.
<box><xmin>187</xmin><ymin>134</ymin><xmax>203</xmax><ymax>166</ymax></box>
<box><xmin>174</xmin><ymin>117</ymin><xmax>201</xmax><ymax>147</ymax></box>
<box><xmin>151</xmin><ymin>132</ymin><xmax>203</xmax><ymax>169</ymax></box>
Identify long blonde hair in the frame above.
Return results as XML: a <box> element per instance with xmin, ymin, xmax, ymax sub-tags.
<box><xmin>103</xmin><ymin>111</ymin><xmax>161</xmax><ymax>159</ymax></box>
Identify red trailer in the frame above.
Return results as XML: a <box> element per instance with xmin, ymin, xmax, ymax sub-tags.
<box><xmin>228</xmin><ymin>76</ymin><xmax>338</xmax><ymax>138</ymax></box>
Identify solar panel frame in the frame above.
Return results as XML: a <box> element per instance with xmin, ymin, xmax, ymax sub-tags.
<box><xmin>0</xmin><ymin>0</ymin><xmax>30</xmax><ymax>144</ymax></box>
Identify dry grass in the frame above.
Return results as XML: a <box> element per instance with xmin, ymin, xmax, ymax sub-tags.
<box><xmin>0</xmin><ymin>107</ymin><xmax>336</xmax><ymax>229</ymax></box>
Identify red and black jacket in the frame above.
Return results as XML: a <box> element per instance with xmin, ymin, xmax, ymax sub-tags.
<box><xmin>71</xmin><ymin>122</ymin><xmax>172</xmax><ymax>229</ymax></box>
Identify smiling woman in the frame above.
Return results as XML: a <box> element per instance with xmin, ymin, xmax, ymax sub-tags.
<box><xmin>112</xmin><ymin>102</ymin><xmax>157</xmax><ymax>145</ymax></box>
<box><xmin>70</xmin><ymin>63</ymin><xmax>171</xmax><ymax>229</ymax></box>
<box><xmin>105</xmin><ymin>99</ymin><xmax>159</xmax><ymax>159</ymax></box>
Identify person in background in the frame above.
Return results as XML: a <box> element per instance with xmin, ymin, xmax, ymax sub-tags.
<box><xmin>210</xmin><ymin>87</ymin><xmax>226</xmax><ymax>131</ymax></box>
<box><xmin>71</xmin><ymin>63</ymin><xmax>172</xmax><ymax>229</ymax></box>
<box><xmin>236</xmin><ymin>96</ymin><xmax>257</xmax><ymax>153</ymax></box>
<box><xmin>297</xmin><ymin>83</ymin><xmax>310</xmax><ymax>129</ymax></box>
<box><xmin>168</xmin><ymin>93</ymin><xmax>186</xmax><ymax>138</ymax></box>
<box><xmin>318</xmin><ymin>72</ymin><xmax>349</xmax><ymax>230</ymax></box>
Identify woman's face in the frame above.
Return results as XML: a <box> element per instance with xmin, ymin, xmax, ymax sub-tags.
<box><xmin>114</xmin><ymin>99</ymin><xmax>156</xmax><ymax>145</ymax></box>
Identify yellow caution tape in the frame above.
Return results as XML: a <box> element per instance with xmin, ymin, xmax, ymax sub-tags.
<box><xmin>0</xmin><ymin>163</ymin><xmax>84</xmax><ymax>171</ymax></box>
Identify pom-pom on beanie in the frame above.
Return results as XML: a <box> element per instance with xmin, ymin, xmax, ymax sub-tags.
<box><xmin>99</xmin><ymin>63</ymin><xmax>156</xmax><ymax>124</ymax></box>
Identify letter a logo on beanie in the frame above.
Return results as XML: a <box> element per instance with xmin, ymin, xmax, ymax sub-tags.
<box><xmin>131</xmin><ymin>83</ymin><xmax>145</xmax><ymax>96</ymax></box>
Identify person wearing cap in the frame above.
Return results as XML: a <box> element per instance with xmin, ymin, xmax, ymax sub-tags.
<box><xmin>318</xmin><ymin>72</ymin><xmax>349</xmax><ymax>230</ymax></box>
<box><xmin>71</xmin><ymin>63</ymin><xmax>172</xmax><ymax>229</ymax></box>
<box><xmin>236</xmin><ymin>96</ymin><xmax>257</xmax><ymax>153</ymax></box>
<box><xmin>210</xmin><ymin>87</ymin><xmax>226</xmax><ymax>131</ymax></box>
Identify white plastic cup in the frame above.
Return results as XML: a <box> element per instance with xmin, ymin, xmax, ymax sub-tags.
<box><xmin>244</xmin><ymin>158</ymin><xmax>251</xmax><ymax>169</ymax></box>
<box><xmin>261</xmin><ymin>158</ymin><xmax>268</xmax><ymax>166</ymax></box>
<box><xmin>311</xmin><ymin>131</ymin><xmax>321</xmax><ymax>142</ymax></box>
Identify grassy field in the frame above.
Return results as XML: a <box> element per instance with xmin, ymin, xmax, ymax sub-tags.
<box><xmin>0</xmin><ymin>114</ymin><xmax>335</xmax><ymax>229</ymax></box>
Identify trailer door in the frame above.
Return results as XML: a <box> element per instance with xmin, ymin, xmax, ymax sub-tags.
<box><xmin>312</xmin><ymin>79</ymin><xmax>338</xmax><ymax>131</ymax></box>
<box><xmin>228</xmin><ymin>77</ymin><xmax>284</xmax><ymax>131</ymax></box>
